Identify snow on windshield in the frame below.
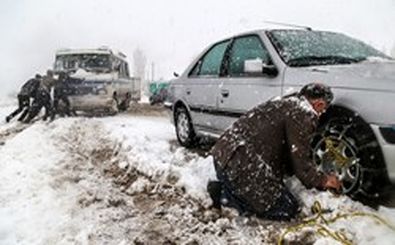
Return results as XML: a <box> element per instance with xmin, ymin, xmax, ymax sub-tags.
<box><xmin>55</xmin><ymin>53</ymin><xmax>111</xmax><ymax>72</ymax></box>
<box><xmin>268</xmin><ymin>30</ymin><xmax>390</xmax><ymax>66</ymax></box>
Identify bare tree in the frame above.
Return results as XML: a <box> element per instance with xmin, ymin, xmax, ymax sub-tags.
<box><xmin>133</xmin><ymin>48</ymin><xmax>147</xmax><ymax>80</ymax></box>
<box><xmin>133</xmin><ymin>48</ymin><xmax>147</xmax><ymax>95</ymax></box>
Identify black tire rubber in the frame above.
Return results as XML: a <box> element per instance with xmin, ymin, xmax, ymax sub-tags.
<box><xmin>311</xmin><ymin>116</ymin><xmax>388</xmax><ymax>199</ymax></box>
<box><xmin>118</xmin><ymin>93</ymin><xmax>131</xmax><ymax>112</ymax></box>
<box><xmin>174</xmin><ymin>106</ymin><xmax>196</xmax><ymax>148</ymax></box>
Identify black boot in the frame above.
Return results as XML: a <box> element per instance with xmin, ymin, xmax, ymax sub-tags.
<box><xmin>207</xmin><ymin>181</ymin><xmax>223</xmax><ymax>209</ymax></box>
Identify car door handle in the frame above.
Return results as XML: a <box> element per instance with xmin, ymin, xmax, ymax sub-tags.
<box><xmin>186</xmin><ymin>89</ymin><xmax>191</xmax><ymax>95</ymax></box>
<box><xmin>221</xmin><ymin>89</ymin><xmax>229</xmax><ymax>98</ymax></box>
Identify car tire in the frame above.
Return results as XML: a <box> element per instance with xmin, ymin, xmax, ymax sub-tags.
<box><xmin>118</xmin><ymin>93</ymin><xmax>131</xmax><ymax>111</ymax></box>
<box><xmin>311</xmin><ymin>116</ymin><xmax>387</xmax><ymax>199</ymax></box>
<box><xmin>175</xmin><ymin>106</ymin><xmax>196</xmax><ymax>148</ymax></box>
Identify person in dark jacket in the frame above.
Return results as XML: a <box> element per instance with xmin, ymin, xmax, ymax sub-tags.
<box><xmin>41</xmin><ymin>69</ymin><xmax>56</xmax><ymax>93</ymax></box>
<box><xmin>208</xmin><ymin>83</ymin><xmax>341</xmax><ymax>221</ymax></box>
<box><xmin>53</xmin><ymin>71</ymin><xmax>72</xmax><ymax>118</ymax></box>
<box><xmin>23</xmin><ymin>84</ymin><xmax>53</xmax><ymax>123</ymax></box>
<box><xmin>5</xmin><ymin>74</ymin><xmax>41</xmax><ymax>123</ymax></box>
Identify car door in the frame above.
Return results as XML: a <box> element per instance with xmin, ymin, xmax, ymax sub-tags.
<box><xmin>184</xmin><ymin>39</ymin><xmax>231</xmax><ymax>134</ymax></box>
<box><xmin>215</xmin><ymin>34</ymin><xmax>283</xmax><ymax>131</ymax></box>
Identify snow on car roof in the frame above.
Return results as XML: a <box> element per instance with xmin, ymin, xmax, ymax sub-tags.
<box><xmin>210</xmin><ymin>28</ymin><xmax>315</xmax><ymax>46</ymax></box>
<box><xmin>56</xmin><ymin>48</ymin><xmax>128</xmax><ymax>61</ymax></box>
<box><xmin>56</xmin><ymin>49</ymin><xmax>111</xmax><ymax>55</ymax></box>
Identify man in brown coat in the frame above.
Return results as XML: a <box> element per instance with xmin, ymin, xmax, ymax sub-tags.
<box><xmin>208</xmin><ymin>83</ymin><xmax>341</xmax><ymax>221</ymax></box>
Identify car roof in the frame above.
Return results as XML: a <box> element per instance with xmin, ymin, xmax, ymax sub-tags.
<box><xmin>216</xmin><ymin>28</ymin><xmax>331</xmax><ymax>42</ymax></box>
<box><xmin>56</xmin><ymin>48</ymin><xmax>111</xmax><ymax>55</ymax></box>
<box><xmin>55</xmin><ymin>48</ymin><xmax>128</xmax><ymax>62</ymax></box>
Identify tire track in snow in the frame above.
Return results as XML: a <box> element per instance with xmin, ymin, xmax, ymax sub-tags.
<box><xmin>55</xmin><ymin>118</ymin><xmax>289</xmax><ymax>244</ymax></box>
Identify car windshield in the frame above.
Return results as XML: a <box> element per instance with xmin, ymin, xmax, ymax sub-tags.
<box><xmin>55</xmin><ymin>53</ymin><xmax>111</xmax><ymax>72</ymax></box>
<box><xmin>267</xmin><ymin>30</ymin><xmax>391</xmax><ymax>67</ymax></box>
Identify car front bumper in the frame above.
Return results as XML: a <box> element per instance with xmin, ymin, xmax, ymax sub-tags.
<box><xmin>164</xmin><ymin>102</ymin><xmax>174</xmax><ymax>124</ymax></box>
<box><xmin>371</xmin><ymin>124</ymin><xmax>395</xmax><ymax>184</ymax></box>
<box><xmin>69</xmin><ymin>95</ymin><xmax>115</xmax><ymax>111</ymax></box>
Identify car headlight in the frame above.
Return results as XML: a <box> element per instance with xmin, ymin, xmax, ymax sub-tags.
<box><xmin>166</xmin><ymin>85</ymin><xmax>175</xmax><ymax>103</ymax></box>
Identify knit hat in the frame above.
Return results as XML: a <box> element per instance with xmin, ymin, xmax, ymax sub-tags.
<box><xmin>299</xmin><ymin>83</ymin><xmax>334</xmax><ymax>104</ymax></box>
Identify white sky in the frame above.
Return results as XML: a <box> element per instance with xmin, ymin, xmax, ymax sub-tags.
<box><xmin>0</xmin><ymin>0</ymin><xmax>394</xmax><ymax>95</ymax></box>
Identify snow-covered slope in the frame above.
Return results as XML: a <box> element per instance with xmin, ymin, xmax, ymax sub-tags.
<box><xmin>0</xmin><ymin>110</ymin><xmax>394</xmax><ymax>244</ymax></box>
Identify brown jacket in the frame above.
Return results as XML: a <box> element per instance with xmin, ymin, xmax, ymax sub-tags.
<box><xmin>211</xmin><ymin>95</ymin><xmax>326</xmax><ymax>212</ymax></box>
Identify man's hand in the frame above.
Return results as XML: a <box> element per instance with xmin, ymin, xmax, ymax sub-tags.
<box><xmin>324</xmin><ymin>174</ymin><xmax>342</xmax><ymax>193</ymax></box>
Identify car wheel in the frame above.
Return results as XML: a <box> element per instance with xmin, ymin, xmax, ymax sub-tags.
<box><xmin>311</xmin><ymin>116</ymin><xmax>386</xmax><ymax>198</ymax></box>
<box><xmin>118</xmin><ymin>93</ymin><xmax>131</xmax><ymax>111</ymax></box>
<box><xmin>175</xmin><ymin>106</ymin><xmax>196</xmax><ymax>147</ymax></box>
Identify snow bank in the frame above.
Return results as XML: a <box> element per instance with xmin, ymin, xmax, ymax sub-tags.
<box><xmin>100</xmin><ymin>115</ymin><xmax>395</xmax><ymax>244</ymax></box>
<box><xmin>0</xmin><ymin>120</ymin><xmax>70</xmax><ymax>244</ymax></box>
<box><xmin>287</xmin><ymin>177</ymin><xmax>395</xmax><ymax>244</ymax></box>
<box><xmin>100</xmin><ymin>115</ymin><xmax>217</xmax><ymax>203</ymax></box>
<box><xmin>0</xmin><ymin>112</ymin><xmax>394</xmax><ymax>244</ymax></box>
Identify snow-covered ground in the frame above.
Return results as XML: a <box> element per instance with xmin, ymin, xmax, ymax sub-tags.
<box><xmin>0</xmin><ymin>99</ymin><xmax>395</xmax><ymax>244</ymax></box>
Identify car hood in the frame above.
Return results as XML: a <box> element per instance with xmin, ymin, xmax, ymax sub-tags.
<box><xmin>284</xmin><ymin>60</ymin><xmax>395</xmax><ymax>93</ymax></box>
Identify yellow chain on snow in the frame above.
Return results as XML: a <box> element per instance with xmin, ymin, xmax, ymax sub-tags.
<box><xmin>277</xmin><ymin>201</ymin><xmax>395</xmax><ymax>245</ymax></box>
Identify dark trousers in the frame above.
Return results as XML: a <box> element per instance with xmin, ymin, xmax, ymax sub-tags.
<box><xmin>53</xmin><ymin>90</ymin><xmax>71</xmax><ymax>117</ymax></box>
<box><xmin>24</xmin><ymin>91</ymin><xmax>52</xmax><ymax>123</ymax></box>
<box><xmin>7</xmin><ymin>94</ymin><xmax>30</xmax><ymax>122</ymax></box>
<box><xmin>211</xmin><ymin>166</ymin><xmax>300</xmax><ymax>221</ymax></box>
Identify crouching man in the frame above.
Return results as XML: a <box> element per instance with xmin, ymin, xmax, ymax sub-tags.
<box><xmin>5</xmin><ymin>74</ymin><xmax>41</xmax><ymax>123</ymax></box>
<box><xmin>208</xmin><ymin>83</ymin><xmax>342</xmax><ymax>221</ymax></box>
<box><xmin>23</xmin><ymin>83</ymin><xmax>53</xmax><ymax>123</ymax></box>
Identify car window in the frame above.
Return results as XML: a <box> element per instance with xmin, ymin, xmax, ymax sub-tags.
<box><xmin>113</xmin><ymin>58</ymin><xmax>122</xmax><ymax>73</ymax></box>
<box><xmin>124</xmin><ymin>63</ymin><xmax>130</xmax><ymax>78</ymax></box>
<box><xmin>227</xmin><ymin>35</ymin><xmax>271</xmax><ymax>76</ymax></box>
<box><xmin>120</xmin><ymin>62</ymin><xmax>128</xmax><ymax>78</ymax></box>
<box><xmin>189</xmin><ymin>60</ymin><xmax>201</xmax><ymax>76</ymax></box>
<box><xmin>193</xmin><ymin>40</ymin><xmax>230</xmax><ymax>76</ymax></box>
<box><xmin>267</xmin><ymin>30</ymin><xmax>390</xmax><ymax>67</ymax></box>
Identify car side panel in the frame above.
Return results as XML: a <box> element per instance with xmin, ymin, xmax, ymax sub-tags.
<box><xmin>215</xmin><ymin>77</ymin><xmax>282</xmax><ymax>131</ymax></box>
<box><xmin>179</xmin><ymin>77</ymin><xmax>221</xmax><ymax>130</ymax></box>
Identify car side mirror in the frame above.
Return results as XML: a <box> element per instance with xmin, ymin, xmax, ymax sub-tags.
<box><xmin>244</xmin><ymin>59</ymin><xmax>263</xmax><ymax>73</ymax></box>
<box><xmin>262</xmin><ymin>63</ymin><xmax>278</xmax><ymax>77</ymax></box>
<box><xmin>244</xmin><ymin>59</ymin><xmax>278</xmax><ymax>77</ymax></box>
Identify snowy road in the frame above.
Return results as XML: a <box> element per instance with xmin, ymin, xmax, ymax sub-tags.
<box><xmin>0</xmin><ymin>101</ymin><xmax>395</xmax><ymax>244</ymax></box>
